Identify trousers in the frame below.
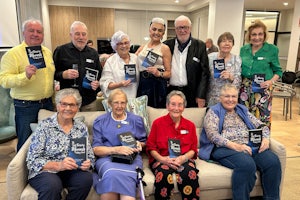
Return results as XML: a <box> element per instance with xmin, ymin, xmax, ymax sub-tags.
<box><xmin>211</xmin><ymin>147</ymin><xmax>281</xmax><ymax>200</ymax></box>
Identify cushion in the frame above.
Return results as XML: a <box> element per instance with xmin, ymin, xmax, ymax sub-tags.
<box><xmin>102</xmin><ymin>95</ymin><xmax>150</xmax><ymax>133</ymax></box>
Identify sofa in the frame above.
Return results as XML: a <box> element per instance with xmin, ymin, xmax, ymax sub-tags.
<box><xmin>7</xmin><ymin>106</ymin><xmax>286</xmax><ymax>200</ymax></box>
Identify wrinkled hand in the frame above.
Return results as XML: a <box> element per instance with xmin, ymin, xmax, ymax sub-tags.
<box><xmin>79</xmin><ymin>159</ymin><xmax>91</xmax><ymax>171</ymax></box>
<box><xmin>220</xmin><ymin>70</ymin><xmax>233</xmax><ymax>81</ymax></box>
<box><xmin>25</xmin><ymin>65</ymin><xmax>37</xmax><ymax>79</ymax></box>
<box><xmin>161</xmin><ymin>156</ymin><xmax>181</xmax><ymax>171</ymax></box>
<box><xmin>237</xmin><ymin>143</ymin><xmax>252</xmax><ymax>156</ymax></box>
<box><xmin>196</xmin><ymin>98</ymin><xmax>205</xmax><ymax>108</ymax></box>
<box><xmin>63</xmin><ymin>69</ymin><xmax>79</xmax><ymax>79</ymax></box>
<box><xmin>260</xmin><ymin>80</ymin><xmax>272</xmax><ymax>89</ymax></box>
<box><xmin>146</xmin><ymin>67</ymin><xmax>160</xmax><ymax>77</ymax></box>
<box><xmin>90</xmin><ymin>80</ymin><xmax>100</xmax><ymax>90</ymax></box>
<box><xmin>59</xmin><ymin>157</ymin><xmax>78</xmax><ymax>171</ymax></box>
<box><xmin>119</xmin><ymin>79</ymin><xmax>132</xmax><ymax>87</ymax></box>
<box><xmin>136</xmin><ymin>141</ymin><xmax>142</xmax><ymax>152</ymax></box>
<box><xmin>117</xmin><ymin>146</ymin><xmax>137</xmax><ymax>155</ymax></box>
<box><xmin>259</xmin><ymin>138</ymin><xmax>269</xmax><ymax>153</ymax></box>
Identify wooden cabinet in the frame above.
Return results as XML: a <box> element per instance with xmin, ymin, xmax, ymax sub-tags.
<box><xmin>167</xmin><ymin>20</ymin><xmax>175</xmax><ymax>40</ymax></box>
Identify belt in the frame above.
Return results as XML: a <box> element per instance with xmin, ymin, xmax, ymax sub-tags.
<box><xmin>169</xmin><ymin>85</ymin><xmax>188</xmax><ymax>91</ymax></box>
<box><xmin>14</xmin><ymin>97</ymin><xmax>51</xmax><ymax>104</ymax></box>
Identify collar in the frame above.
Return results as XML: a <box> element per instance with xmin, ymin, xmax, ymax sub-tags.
<box><xmin>176</xmin><ymin>35</ymin><xmax>191</xmax><ymax>52</ymax></box>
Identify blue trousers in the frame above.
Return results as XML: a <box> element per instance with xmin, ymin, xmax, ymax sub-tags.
<box><xmin>14</xmin><ymin>98</ymin><xmax>53</xmax><ymax>151</ymax></box>
<box><xmin>211</xmin><ymin>147</ymin><xmax>281</xmax><ymax>200</ymax></box>
<box><xmin>29</xmin><ymin>170</ymin><xmax>93</xmax><ymax>200</ymax></box>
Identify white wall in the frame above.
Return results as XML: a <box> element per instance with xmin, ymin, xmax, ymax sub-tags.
<box><xmin>115</xmin><ymin>10</ymin><xmax>188</xmax><ymax>45</ymax></box>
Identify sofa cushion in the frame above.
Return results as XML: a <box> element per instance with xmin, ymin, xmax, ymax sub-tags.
<box><xmin>102</xmin><ymin>95</ymin><xmax>150</xmax><ymax>133</ymax></box>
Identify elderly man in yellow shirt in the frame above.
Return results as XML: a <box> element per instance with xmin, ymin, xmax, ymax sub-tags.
<box><xmin>0</xmin><ymin>18</ymin><xmax>55</xmax><ymax>151</ymax></box>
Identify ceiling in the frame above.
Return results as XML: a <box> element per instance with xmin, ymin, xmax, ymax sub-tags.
<box><xmin>49</xmin><ymin>0</ymin><xmax>295</xmax><ymax>12</ymax></box>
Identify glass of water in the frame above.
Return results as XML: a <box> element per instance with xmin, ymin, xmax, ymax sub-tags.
<box><xmin>71</xmin><ymin>64</ymin><xmax>79</xmax><ymax>87</ymax></box>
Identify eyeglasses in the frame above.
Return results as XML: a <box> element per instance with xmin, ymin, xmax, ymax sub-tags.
<box><xmin>221</xmin><ymin>95</ymin><xmax>238</xmax><ymax>99</ymax></box>
<box><xmin>59</xmin><ymin>102</ymin><xmax>78</xmax><ymax>109</ymax></box>
<box><xmin>175</xmin><ymin>26</ymin><xmax>190</xmax><ymax>31</ymax></box>
<box><xmin>112</xmin><ymin>101</ymin><xmax>127</xmax><ymax>106</ymax></box>
<box><xmin>117</xmin><ymin>41</ymin><xmax>130</xmax><ymax>46</ymax></box>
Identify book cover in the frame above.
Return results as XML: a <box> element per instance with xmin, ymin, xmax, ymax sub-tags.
<box><xmin>252</xmin><ymin>74</ymin><xmax>265</xmax><ymax>93</ymax></box>
<box><xmin>168</xmin><ymin>138</ymin><xmax>181</xmax><ymax>158</ymax></box>
<box><xmin>248</xmin><ymin>129</ymin><xmax>262</xmax><ymax>156</ymax></box>
<box><xmin>25</xmin><ymin>46</ymin><xmax>46</xmax><ymax>69</ymax></box>
<box><xmin>117</xmin><ymin>132</ymin><xmax>137</xmax><ymax>148</ymax></box>
<box><xmin>141</xmin><ymin>51</ymin><xmax>160</xmax><ymax>68</ymax></box>
<box><xmin>111</xmin><ymin>132</ymin><xmax>137</xmax><ymax>164</ymax></box>
<box><xmin>213</xmin><ymin>59</ymin><xmax>225</xmax><ymax>78</ymax></box>
<box><xmin>124</xmin><ymin>64</ymin><xmax>137</xmax><ymax>82</ymax></box>
<box><xmin>82</xmin><ymin>67</ymin><xmax>99</xmax><ymax>89</ymax></box>
<box><xmin>68</xmin><ymin>137</ymin><xmax>88</xmax><ymax>166</ymax></box>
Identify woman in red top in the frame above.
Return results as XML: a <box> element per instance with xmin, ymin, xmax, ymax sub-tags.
<box><xmin>146</xmin><ymin>90</ymin><xmax>199</xmax><ymax>200</ymax></box>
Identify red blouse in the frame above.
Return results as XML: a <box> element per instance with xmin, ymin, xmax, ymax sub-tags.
<box><xmin>146</xmin><ymin>113</ymin><xmax>198</xmax><ymax>164</ymax></box>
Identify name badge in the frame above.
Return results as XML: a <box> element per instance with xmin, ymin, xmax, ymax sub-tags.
<box><xmin>193</xmin><ymin>57</ymin><xmax>200</xmax><ymax>63</ymax></box>
<box><xmin>121</xmin><ymin>121</ymin><xmax>128</xmax><ymax>125</ymax></box>
<box><xmin>86</xmin><ymin>58</ymin><xmax>94</xmax><ymax>63</ymax></box>
<box><xmin>180</xmin><ymin>130</ymin><xmax>189</xmax><ymax>134</ymax></box>
<box><xmin>227</xmin><ymin>63</ymin><xmax>232</xmax><ymax>67</ymax></box>
<box><xmin>257</xmin><ymin>57</ymin><xmax>264</xmax><ymax>60</ymax></box>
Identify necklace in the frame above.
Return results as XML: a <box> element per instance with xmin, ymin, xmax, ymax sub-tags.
<box><xmin>111</xmin><ymin>112</ymin><xmax>128</xmax><ymax>128</ymax></box>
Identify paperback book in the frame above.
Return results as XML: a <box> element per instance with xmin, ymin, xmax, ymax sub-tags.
<box><xmin>25</xmin><ymin>46</ymin><xmax>46</xmax><ymax>69</ymax></box>
<box><xmin>82</xmin><ymin>67</ymin><xmax>99</xmax><ymax>89</ymax></box>
<box><xmin>111</xmin><ymin>132</ymin><xmax>137</xmax><ymax>164</ymax></box>
<box><xmin>252</xmin><ymin>74</ymin><xmax>265</xmax><ymax>93</ymax></box>
<box><xmin>213</xmin><ymin>58</ymin><xmax>225</xmax><ymax>78</ymax></box>
<box><xmin>124</xmin><ymin>64</ymin><xmax>137</xmax><ymax>82</ymax></box>
<box><xmin>248</xmin><ymin>129</ymin><xmax>262</xmax><ymax>156</ymax></box>
<box><xmin>68</xmin><ymin>137</ymin><xmax>88</xmax><ymax>166</ymax></box>
<box><xmin>168</xmin><ymin>138</ymin><xmax>181</xmax><ymax>158</ymax></box>
<box><xmin>141</xmin><ymin>51</ymin><xmax>159</xmax><ymax>67</ymax></box>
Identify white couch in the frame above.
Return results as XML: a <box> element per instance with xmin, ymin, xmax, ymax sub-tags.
<box><xmin>7</xmin><ymin>107</ymin><xmax>286</xmax><ymax>200</ymax></box>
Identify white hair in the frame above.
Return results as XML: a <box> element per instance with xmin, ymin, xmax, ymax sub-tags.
<box><xmin>174</xmin><ymin>15</ymin><xmax>192</xmax><ymax>27</ymax></box>
<box><xmin>150</xmin><ymin>17</ymin><xmax>165</xmax><ymax>27</ymax></box>
<box><xmin>110</xmin><ymin>30</ymin><xmax>130</xmax><ymax>51</ymax></box>
<box><xmin>70</xmin><ymin>21</ymin><xmax>87</xmax><ymax>33</ymax></box>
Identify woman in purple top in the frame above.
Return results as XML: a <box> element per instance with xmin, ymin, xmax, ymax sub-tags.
<box><xmin>92</xmin><ymin>88</ymin><xmax>147</xmax><ymax>200</ymax></box>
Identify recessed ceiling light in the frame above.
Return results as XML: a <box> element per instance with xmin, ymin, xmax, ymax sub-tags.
<box><xmin>175</xmin><ymin>0</ymin><xmax>179</xmax><ymax>3</ymax></box>
<box><xmin>283</xmin><ymin>2</ymin><xmax>288</xmax><ymax>6</ymax></box>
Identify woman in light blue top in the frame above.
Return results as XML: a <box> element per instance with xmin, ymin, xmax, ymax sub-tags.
<box><xmin>207</xmin><ymin>32</ymin><xmax>241</xmax><ymax>106</ymax></box>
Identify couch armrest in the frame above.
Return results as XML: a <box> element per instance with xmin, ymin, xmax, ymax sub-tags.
<box><xmin>6</xmin><ymin>135</ymin><xmax>31</xmax><ymax>200</ymax></box>
<box><xmin>269</xmin><ymin>138</ymin><xmax>286</xmax><ymax>195</ymax></box>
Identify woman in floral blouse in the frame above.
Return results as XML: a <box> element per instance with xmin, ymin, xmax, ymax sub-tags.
<box><xmin>201</xmin><ymin>84</ymin><xmax>281</xmax><ymax>200</ymax></box>
<box><xmin>26</xmin><ymin>88</ymin><xmax>94</xmax><ymax>200</ymax></box>
<box><xmin>206</xmin><ymin>32</ymin><xmax>241</xmax><ymax>106</ymax></box>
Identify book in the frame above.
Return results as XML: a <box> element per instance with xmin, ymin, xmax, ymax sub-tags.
<box><xmin>124</xmin><ymin>64</ymin><xmax>136</xmax><ymax>82</ymax></box>
<box><xmin>168</xmin><ymin>138</ymin><xmax>181</xmax><ymax>158</ymax></box>
<box><xmin>248</xmin><ymin>129</ymin><xmax>262</xmax><ymax>156</ymax></box>
<box><xmin>252</xmin><ymin>74</ymin><xmax>265</xmax><ymax>93</ymax></box>
<box><xmin>25</xmin><ymin>46</ymin><xmax>46</xmax><ymax>69</ymax></box>
<box><xmin>82</xmin><ymin>67</ymin><xmax>99</xmax><ymax>89</ymax></box>
<box><xmin>141</xmin><ymin>50</ymin><xmax>160</xmax><ymax>67</ymax></box>
<box><xmin>111</xmin><ymin>132</ymin><xmax>137</xmax><ymax>164</ymax></box>
<box><xmin>68</xmin><ymin>137</ymin><xmax>88</xmax><ymax>166</ymax></box>
<box><xmin>213</xmin><ymin>59</ymin><xmax>225</xmax><ymax>78</ymax></box>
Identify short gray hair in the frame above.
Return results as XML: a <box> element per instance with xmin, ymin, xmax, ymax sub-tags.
<box><xmin>107</xmin><ymin>88</ymin><xmax>128</xmax><ymax>105</ymax></box>
<box><xmin>70</xmin><ymin>21</ymin><xmax>87</xmax><ymax>33</ymax></box>
<box><xmin>22</xmin><ymin>18</ymin><xmax>43</xmax><ymax>32</ymax></box>
<box><xmin>110</xmin><ymin>30</ymin><xmax>130</xmax><ymax>51</ymax></box>
<box><xmin>220</xmin><ymin>84</ymin><xmax>239</xmax><ymax>96</ymax></box>
<box><xmin>174</xmin><ymin>15</ymin><xmax>192</xmax><ymax>27</ymax></box>
<box><xmin>166</xmin><ymin>90</ymin><xmax>187</xmax><ymax>107</ymax></box>
<box><xmin>55</xmin><ymin>88</ymin><xmax>82</xmax><ymax>108</ymax></box>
